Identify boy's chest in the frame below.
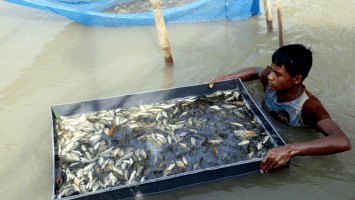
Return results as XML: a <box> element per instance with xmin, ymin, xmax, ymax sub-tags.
<box><xmin>264</xmin><ymin>86</ymin><xmax>309</xmax><ymax>126</ymax></box>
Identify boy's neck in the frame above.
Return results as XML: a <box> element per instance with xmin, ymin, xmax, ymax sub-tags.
<box><xmin>277</xmin><ymin>84</ymin><xmax>305</xmax><ymax>102</ymax></box>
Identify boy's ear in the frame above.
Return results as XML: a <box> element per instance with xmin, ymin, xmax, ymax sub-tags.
<box><xmin>293</xmin><ymin>75</ymin><xmax>303</xmax><ymax>84</ymax></box>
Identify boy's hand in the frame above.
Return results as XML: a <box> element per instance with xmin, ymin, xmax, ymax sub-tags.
<box><xmin>208</xmin><ymin>78</ymin><xmax>222</xmax><ymax>88</ymax></box>
<box><xmin>260</xmin><ymin>144</ymin><xmax>293</xmax><ymax>172</ymax></box>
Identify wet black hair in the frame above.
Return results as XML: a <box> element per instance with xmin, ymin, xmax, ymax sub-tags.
<box><xmin>272</xmin><ymin>44</ymin><xmax>312</xmax><ymax>81</ymax></box>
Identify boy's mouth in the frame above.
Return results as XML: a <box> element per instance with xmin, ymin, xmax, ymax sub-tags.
<box><xmin>269</xmin><ymin>82</ymin><xmax>277</xmax><ymax>90</ymax></box>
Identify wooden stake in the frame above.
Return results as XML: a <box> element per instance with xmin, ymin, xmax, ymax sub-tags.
<box><xmin>275</xmin><ymin>0</ymin><xmax>283</xmax><ymax>47</ymax></box>
<box><xmin>150</xmin><ymin>0</ymin><xmax>173</xmax><ymax>65</ymax></box>
<box><xmin>263</xmin><ymin>0</ymin><xmax>273</xmax><ymax>32</ymax></box>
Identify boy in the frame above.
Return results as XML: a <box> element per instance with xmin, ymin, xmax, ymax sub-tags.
<box><xmin>208</xmin><ymin>44</ymin><xmax>351</xmax><ymax>172</ymax></box>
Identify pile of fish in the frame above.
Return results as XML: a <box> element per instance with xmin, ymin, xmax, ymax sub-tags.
<box><xmin>54</xmin><ymin>89</ymin><xmax>275</xmax><ymax>198</ymax></box>
<box><xmin>101</xmin><ymin>0</ymin><xmax>199</xmax><ymax>14</ymax></box>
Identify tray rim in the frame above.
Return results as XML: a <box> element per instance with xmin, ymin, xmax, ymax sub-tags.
<box><xmin>50</xmin><ymin>78</ymin><xmax>287</xmax><ymax>200</ymax></box>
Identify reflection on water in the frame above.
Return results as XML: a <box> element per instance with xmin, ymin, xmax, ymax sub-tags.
<box><xmin>0</xmin><ymin>0</ymin><xmax>355</xmax><ymax>199</ymax></box>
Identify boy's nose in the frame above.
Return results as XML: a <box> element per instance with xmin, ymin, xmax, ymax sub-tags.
<box><xmin>267</xmin><ymin>73</ymin><xmax>274</xmax><ymax>81</ymax></box>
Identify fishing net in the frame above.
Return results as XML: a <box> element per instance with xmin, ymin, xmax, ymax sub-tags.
<box><xmin>5</xmin><ymin>0</ymin><xmax>260</xmax><ymax>26</ymax></box>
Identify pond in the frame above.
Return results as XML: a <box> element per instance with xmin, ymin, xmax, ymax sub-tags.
<box><xmin>0</xmin><ymin>0</ymin><xmax>354</xmax><ymax>199</ymax></box>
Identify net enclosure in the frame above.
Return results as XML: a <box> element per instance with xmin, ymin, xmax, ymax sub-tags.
<box><xmin>5</xmin><ymin>0</ymin><xmax>260</xmax><ymax>27</ymax></box>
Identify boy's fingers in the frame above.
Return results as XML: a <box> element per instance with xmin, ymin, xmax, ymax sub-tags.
<box><xmin>208</xmin><ymin>78</ymin><xmax>216</xmax><ymax>88</ymax></box>
<box><xmin>260</xmin><ymin>154</ymin><xmax>272</xmax><ymax>172</ymax></box>
<box><xmin>209</xmin><ymin>81</ymin><xmax>214</xmax><ymax>88</ymax></box>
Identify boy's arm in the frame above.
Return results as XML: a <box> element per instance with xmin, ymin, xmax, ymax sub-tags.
<box><xmin>260</xmin><ymin>118</ymin><xmax>351</xmax><ymax>172</ymax></box>
<box><xmin>208</xmin><ymin>67</ymin><xmax>265</xmax><ymax>88</ymax></box>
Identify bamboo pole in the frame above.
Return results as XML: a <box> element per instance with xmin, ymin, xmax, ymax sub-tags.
<box><xmin>263</xmin><ymin>0</ymin><xmax>273</xmax><ymax>32</ymax></box>
<box><xmin>275</xmin><ymin>0</ymin><xmax>283</xmax><ymax>47</ymax></box>
<box><xmin>150</xmin><ymin>0</ymin><xmax>173</xmax><ymax>65</ymax></box>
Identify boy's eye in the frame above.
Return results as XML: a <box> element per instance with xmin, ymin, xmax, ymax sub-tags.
<box><xmin>274</xmin><ymin>71</ymin><xmax>281</xmax><ymax>76</ymax></box>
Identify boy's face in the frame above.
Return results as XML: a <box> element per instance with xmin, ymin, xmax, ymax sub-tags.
<box><xmin>267</xmin><ymin>63</ymin><xmax>295</xmax><ymax>91</ymax></box>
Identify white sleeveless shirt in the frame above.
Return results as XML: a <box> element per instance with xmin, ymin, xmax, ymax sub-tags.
<box><xmin>264</xmin><ymin>85</ymin><xmax>309</xmax><ymax>126</ymax></box>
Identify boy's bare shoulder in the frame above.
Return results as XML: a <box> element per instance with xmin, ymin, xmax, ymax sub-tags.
<box><xmin>301</xmin><ymin>90</ymin><xmax>331</xmax><ymax>128</ymax></box>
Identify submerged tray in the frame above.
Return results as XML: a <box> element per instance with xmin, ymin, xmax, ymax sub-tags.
<box><xmin>50</xmin><ymin>78</ymin><xmax>287</xmax><ymax>200</ymax></box>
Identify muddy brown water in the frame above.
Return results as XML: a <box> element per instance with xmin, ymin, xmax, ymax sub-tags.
<box><xmin>0</xmin><ymin>0</ymin><xmax>355</xmax><ymax>199</ymax></box>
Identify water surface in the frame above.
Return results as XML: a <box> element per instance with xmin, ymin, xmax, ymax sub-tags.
<box><xmin>0</xmin><ymin>0</ymin><xmax>354</xmax><ymax>199</ymax></box>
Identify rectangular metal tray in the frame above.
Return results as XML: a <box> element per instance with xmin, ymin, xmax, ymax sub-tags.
<box><xmin>50</xmin><ymin>78</ymin><xmax>287</xmax><ymax>200</ymax></box>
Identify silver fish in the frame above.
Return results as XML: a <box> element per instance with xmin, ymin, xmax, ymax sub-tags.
<box><xmin>238</xmin><ymin>140</ymin><xmax>250</xmax><ymax>146</ymax></box>
<box><xmin>140</xmin><ymin>105</ymin><xmax>148</xmax><ymax>113</ymax></box>
<box><xmin>262</xmin><ymin>136</ymin><xmax>270</xmax><ymax>144</ymax></box>
<box><xmin>182</xmin><ymin>156</ymin><xmax>188</xmax><ymax>165</ymax></box>
<box><xmin>191</xmin><ymin>137</ymin><xmax>197</xmax><ymax>148</ymax></box>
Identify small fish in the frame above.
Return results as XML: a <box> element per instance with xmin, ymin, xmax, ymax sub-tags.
<box><xmin>163</xmin><ymin>145</ymin><xmax>175</xmax><ymax>153</ymax></box>
<box><xmin>112</xmin><ymin>147</ymin><xmax>121</xmax><ymax>157</ymax></box>
<box><xmin>167</xmin><ymin>135</ymin><xmax>172</xmax><ymax>145</ymax></box>
<box><xmin>179</xmin><ymin>132</ymin><xmax>189</xmax><ymax>137</ymax></box>
<box><xmin>134</xmin><ymin>149</ymin><xmax>141</xmax><ymax>157</ymax></box>
<box><xmin>187</xmin><ymin>118</ymin><xmax>193</xmax><ymax>126</ymax></box>
<box><xmin>158</xmin><ymin>160</ymin><xmax>168</xmax><ymax>168</ymax></box>
<box><xmin>191</xmin><ymin>137</ymin><xmax>197</xmax><ymax>148</ymax></box>
<box><xmin>162</xmin><ymin>111</ymin><xmax>169</xmax><ymax>118</ymax></box>
<box><xmin>203</xmin><ymin>143</ymin><xmax>212</xmax><ymax>152</ymax></box>
<box><xmin>208</xmin><ymin>105</ymin><xmax>222</xmax><ymax>111</ymax></box>
<box><xmin>117</xmin><ymin>149</ymin><xmax>124</xmax><ymax>158</ymax></box>
<box><xmin>262</xmin><ymin>136</ymin><xmax>270</xmax><ymax>144</ymax></box>
<box><xmin>172</xmin><ymin>107</ymin><xmax>179</xmax><ymax>115</ymax></box>
<box><xmin>154</xmin><ymin>156</ymin><xmax>159</xmax><ymax>166</ymax></box>
<box><xmin>196</xmin><ymin>119</ymin><xmax>204</xmax><ymax>127</ymax></box>
<box><xmin>140</xmin><ymin>149</ymin><xmax>147</xmax><ymax>159</ymax></box>
<box><xmin>123</xmin><ymin>152</ymin><xmax>134</xmax><ymax>160</ymax></box>
<box><xmin>209</xmin><ymin>162</ymin><xmax>218</xmax><ymax>166</ymax></box>
<box><xmin>201</xmin><ymin>138</ymin><xmax>208</xmax><ymax>146</ymax></box>
<box><xmin>193</xmin><ymin>161</ymin><xmax>199</xmax><ymax>170</ymax></box>
<box><xmin>159</xmin><ymin>153</ymin><xmax>164</xmax><ymax>161</ymax></box>
<box><xmin>229</xmin><ymin>122</ymin><xmax>244</xmax><ymax>127</ymax></box>
<box><xmin>238</xmin><ymin>140</ymin><xmax>250</xmax><ymax>146</ymax></box>
<box><xmin>124</xmin><ymin>147</ymin><xmax>134</xmax><ymax>156</ymax></box>
<box><xmin>243</xmin><ymin>131</ymin><xmax>256</xmax><ymax>138</ymax></box>
<box><xmin>140</xmin><ymin>176</ymin><xmax>145</xmax><ymax>182</ymax></box>
<box><xmin>156</xmin><ymin>112</ymin><xmax>163</xmax><ymax>121</ymax></box>
<box><xmin>123</xmin><ymin>158</ymin><xmax>133</xmax><ymax>165</ymax></box>
<box><xmin>114</xmin><ymin>116</ymin><xmax>120</xmax><ymax>126</ymax></box>
<box><xmin>111</xmin><ymin>166</ymin><xmax>124</xmax><ymax>175</ymax></box>
<box><xmin>209</xmin><ymin>139</ymin><xmax>223</xmax><ymax>145</ymax></box>
<box><xmin>234</xmin><ymin>130</ymin><xmax>246</xmax><ymax>137</ymax></box>
<box><xmin>176</xmin><ymin>151</ymin><xmax>188</xmax><ymax>158</ymax></box>
<box><xmin>162</xmin><ymin>118</ymin><xmax>168</xmax><ymax>126</ymax></box>
<box><xmin>182</xmin><ymin>156</ymin><xmax>188</xmax><ymax>165</ymax></box>
<box><xmin>128</xmin><ymin>170</ymin><xmax>137</xmax><ymax>183</ymax></box>
<box><xmin>140</xmin><ymin>105</ymin><xmax>148</xmax><ymax>113</ymax></box>
<box><xmin>213</xmin><ymin>146</ymin><xmax>218</xmax><ymax>158</ymax></box>
<box><xmin>175</xmin><ymin>160</ymin><xmax>186</xmax><ymax>168</ymax></box>
<box><xmin>178</xmin><ymin>146</ymin><xmax>191</xmax><ymax>151</ymax></box>
<box><xmin>143</xmin><ymin>167</ymin><xmax>152</xmax><ymax>177</ymax></box>
<box><xmin>179</xmin><ymin>143</ymin><xmax>188</xmax><ymax>147</ymax></box>
<box><xmin>222</xmin><ymin>152</ymin><xmax>228</xmax><ymax>160</ymax></box>
<box><xmin>221</xmin><ymin>104</ymin><xmax>237</xmax><ymax>109</ymax></box>
<box><xmin>106</xmin><ymin>122</ymin><xmax>117</xmax><ymax>136</ymax></box>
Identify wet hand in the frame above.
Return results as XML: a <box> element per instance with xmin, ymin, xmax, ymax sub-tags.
<box><xmin>208</xmin><ymin>78</ymin><xmax>221</xmax><ymax>88</ymax></box>
<box><xmin>260</xmin><ymin>145</ymin><xmax>292</xmax><ymax>173</ymax></box>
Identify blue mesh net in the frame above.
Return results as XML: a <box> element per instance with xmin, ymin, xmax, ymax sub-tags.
<box><xmin>5</xmin><ymin>0</ymin><xmax>260</xmax><ymax>27</ymax></box>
